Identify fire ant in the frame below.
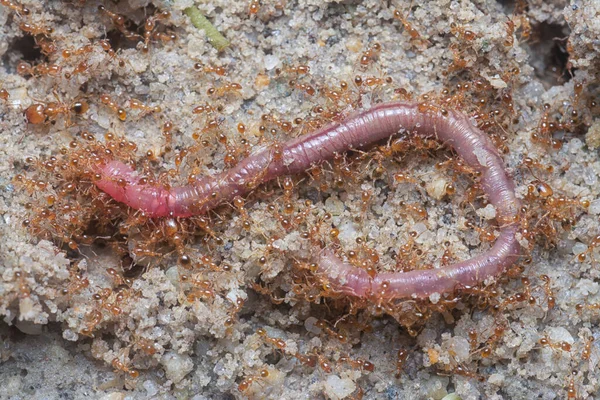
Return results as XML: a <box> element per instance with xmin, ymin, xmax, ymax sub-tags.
<box><xmin>538</xmin><ymin>335</ymin><xmax>572</xmax><ymax>353</ymax></box>
<box><xmin>338</xmin><ymin>354</ymin><xmax>375</xmax><ymax>372</ymax></box>
<box><xmin>129</xmin><ymin>98</ymin><xmax>162</xmax><ymax>118</ymax></box>
<box><xmin>504</xmin><ymin>18</ymin><xmax>515</xmax><ymax>47</ymax></box>
<box><xmin>60</xmin><ymin>263</ymin><xmax>90</xmax><ymax>297</ymax></box>
<box><xmin>395</xmin><ymin>348</ymin><xmax>409</xmax><ymax>377</ymax></box>
<box><xmin>19</xmin><ymin>21</ymin><xmax>53</xmax><ymax>37</ymax></box>
<box><xmin>292</xmin><ymin>81</ymin><xmax>316</xmax><ymax>96</ymax></box>
<box><xmin>566</xmin><ymin>371</ymin><xmax>578</xmax><ymax>399</ymax></box>
<box><xmin>0</xmin><ymin>0</ymin><xmax>30</xmax><ymax>16</ymax></box>
<box><xmin>17</xmin><ymin>61</ymin><xmax>61</xmax><ymax>78</ymax></box>
<box><xmin>112</xmin><ymin>356</ymin><xmax>139</xmax><ymax>379</ymax></box>
<box><xmin>142</xmin><ymin>10</ymin><xmax>174</xmax><ymax>52</ymax></box>
<box><xmin>98</xmin><ymin>5</ymin><xmax>139</xmax><ymax>40</ymax></box>
<box><xmin>206</xmin><ymin>82</ymin><xmax>243</xmax><ymax>97</ymax></box>
<box><xmin>100</xmin><ymin>94</ymin><xmax>127</xmax><ymax>121</ymax></box>
<box><xmin>194</xmin><ymin>62</ymin><xmax>227</xmax><ymax>76</ymax></box>
<box><xmin>61</xmin><ymin>44</ymin><xmax>93</xmax><ymax>59</ymax></box>
<box><xmin>134</xmin><ymin>337</ymin><xmax>157</xmax><ymax>356</ymax></box>
<box><xmin>450</xmin><ymin>22</ymin><xmax>477</xmax><ymax>41</ymax></box>
<box><xmin>359</xmin><ymin>42</ymin><xmax>381</xmax><ymax>67</ymax></box>
<box><xmin>274</xmin><ymin>64</ymin><xmax>310</xmax><ymax>76</ymax></box>
<box><xmin>237</xmin><ymin>368</ymin><xmax>270</xmax><ymax>393</ymax></box>
<box><xmin>574</xmin><ymin>234</ymin><xmax>600</xmax><ymax>265</ymax></box>
<box><xmin>393</xmin><ymin>4</ymin><xmax>429</xmax><ymax>47</ymax></box>
<box><xmin>248</xmin><ymin>0</ymin><xmax>260</xmax><ymax>15</ymax></box>
<box><xmin>80</xmin><ymin>309</ymin><xmax>103</xmax><ymax>337</ymax></box>
<box><xmin>24</xmin><ymin>95</ymin><xmax>89</xmax><ymax>125</ymax></box>
<box><xmin>581</xmin><ymin>334</ymin><xmax>595</xmax><ymax>362</ymax></box>
<box><xmin>256</xmin><ymin>327</ymin><xmax>287</xmax><ymax>352</ymax></box>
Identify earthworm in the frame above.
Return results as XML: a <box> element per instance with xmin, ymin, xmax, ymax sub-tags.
<box><xmin>95</xmin><ymin>101</ymin><xmax>520</xmax><ymax>300</ymax></box>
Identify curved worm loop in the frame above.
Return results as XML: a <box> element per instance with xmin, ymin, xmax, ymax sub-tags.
<box><xmin>95</xmin><ymin>102</ymin><xmax>520</xmax><ymax>300</ymax></box>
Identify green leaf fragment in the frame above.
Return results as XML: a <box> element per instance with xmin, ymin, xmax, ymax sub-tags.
<box><xmin>184</xmin><ymin>6</ymin><xmax>230</xmax><ymax>52</ymax></box>
<box><xmin>441</xmin><ymin>394</ymin><xmax>462</xmax><ymax>400</ymax></box>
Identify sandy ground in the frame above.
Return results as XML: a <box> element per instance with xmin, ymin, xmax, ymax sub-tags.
<box><xmin>1</xmin><ymin>0</ymin><xmax>600</xmax><ymax>399</ymax></box>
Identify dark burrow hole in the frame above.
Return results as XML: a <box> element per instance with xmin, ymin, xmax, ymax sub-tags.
<box><xmin>100</xmin><ymin>4</ymin><xmax>158</xmax><ymax>51</ymax></box>
<box><xmin>527</xmin><ymin>21</ymin><xmax>574</xmax><ymax>88</ymax></box>
<box><xmin>2</xmin><ymin>35</ymin><xmax>43</xmax><ymax>73</ymax></box>
<box><xmin>1</xmin><ymin>322</ymin><xmax>28</xmax><ymax>342</ymax></box>
<box><xmin>264</xmin><ymin>350</ymin><xmax>282</xmax><ymax>365</ymax></box>
<box><xmin>11</xmin><ymin>35</ymin><xmax>42</xmax><ymax>61</ymax></box>
<box><xmin>102</xmin><ymin>29</ymin><xmax>140</xmax><ymax>51</ymax></box>
<box><xmin>495</xmin><ymin>0</ymin><xmax>527</xmax><ymax>14</ymax></box>
<box><xmin>121</xmin><ymin>256</ymin><xmax>146</xmax><ymax>279</ymax></box>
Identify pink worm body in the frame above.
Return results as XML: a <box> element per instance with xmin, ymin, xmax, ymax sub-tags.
<box><xmin>96</xmin><ymin>102</ymin><xmax>520</xmax><ymax>300</ymax></box>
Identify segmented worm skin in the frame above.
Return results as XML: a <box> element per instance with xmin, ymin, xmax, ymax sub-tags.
<box><xmin>95</xmin><ymin>102</ymin><xmax>520</xmax><ymax>300</ymax></box>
